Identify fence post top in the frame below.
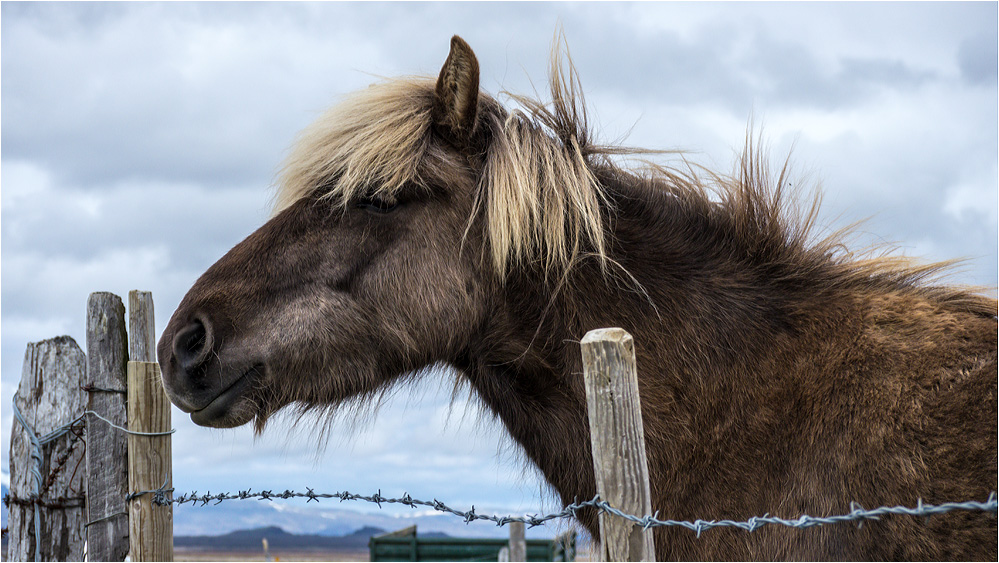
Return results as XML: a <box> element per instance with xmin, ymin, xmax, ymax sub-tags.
<box><xmin>582</xmin><ymin>327</ymin><xmax>631</xmax><ymax>344</ymax></box>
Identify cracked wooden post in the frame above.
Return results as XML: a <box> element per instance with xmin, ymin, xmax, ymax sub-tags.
<box><xmin>127</xmin><ymin>290</ymin><xmax>174</xmax><ymax>561</ymax></box>
<box><xmin>582</xmin><ymin>327</ymin><xmax>655</xmax><ymax>562</ymax></box>
<box><xmin>86</xmin><ymin>292</ymin><xmax>130</xmax><ymax>561</ymax></box>
<box><xmin>7</xmin><ymin>336</ymin><xmax>87</xmax><ymax>561</ymax></box>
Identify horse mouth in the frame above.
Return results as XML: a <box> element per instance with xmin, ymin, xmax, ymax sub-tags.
<box><xmin>189</xmin><ymin>365</ymin><xmax>264</xmax><ymax>428</ymax></box>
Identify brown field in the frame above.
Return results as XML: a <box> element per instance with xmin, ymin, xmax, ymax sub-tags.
<box><xmin>174</xmin><ymin>547</ymin><xmax>370</xmax><ymax>562</ymax></box>
<box><xmin>2</xmin><ymin>545</ymin><xmax>370</xmax><ymax>562</ymax></box>
<box><xmin>3</xmin><ymin>542</ymin><xmax>592</xmax><ymax>561</ymax></box>
<box><xmin>172</xmin><ymin>546</ymin><xmax>594</xmax><ymax>562</ymax></box>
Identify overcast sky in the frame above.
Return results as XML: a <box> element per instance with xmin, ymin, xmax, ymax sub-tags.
<box><xmin>2</xmin><ymin>1</ymin><xmax>997</xmax><ymax>530</ymax></box>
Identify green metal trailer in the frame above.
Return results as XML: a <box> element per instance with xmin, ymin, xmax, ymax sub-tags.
<box><xmin>369</xmin><ymin>526</ymin><xmax>576</xmax><ymax>562</ymax></box>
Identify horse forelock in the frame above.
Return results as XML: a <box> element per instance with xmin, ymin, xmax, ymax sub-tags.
<box><xmin>273</xmin><ymin>44</ymin><xmax>618</xmax><ymax>279</ymax></box>
<box><xmin>274</xmin><ymin>77</ymin><xmax>438</xmax><ymax>214</ymax></box>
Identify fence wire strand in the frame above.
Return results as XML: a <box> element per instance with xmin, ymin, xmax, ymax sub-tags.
<box><xmin>128</xmin><ymin>482</ymin><xmax>998</xmax><ymax>537</ymax></box>
<box><xmin>11</xmin><ymin>396</ymin><xmax>999</xmax><ymax>542</ymax></box>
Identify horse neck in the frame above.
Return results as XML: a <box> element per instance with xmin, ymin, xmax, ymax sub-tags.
<box><xmin>459</xmin><ymin>168</ymin><xmax>828</xmax><ymax>520</ymax></box>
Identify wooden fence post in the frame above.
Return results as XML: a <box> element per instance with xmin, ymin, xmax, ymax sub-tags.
<box><xmin>128</xmin><ymin>290</ymin><xmax>157</xmax><ymax>361</ymax></box>
<box><xmin>7</xmin><ymin>336</ymin><xmax>87</xmax><ymax>561</ymax></box>
<box><xmin>581</xmin><ymin>328</ymin><xmax>656</xmax><ymax>562</ymax></box>
<box><xmin>86</xmin><ymin>292</ymin><xmax>130</xmax><ymax>561</ymax></box>
<box><xmin>127</xmin><ymin>290</ymin><xmax>174</xmax><ymax>561</ymax></box>
<box><xmin>508</xmin><ymin>521</ymin><xmax>526</xmax><ymax>562</ymax></box>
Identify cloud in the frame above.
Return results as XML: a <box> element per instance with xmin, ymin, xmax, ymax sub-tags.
<box><xmin>958</xmin><ymin>31</ymin><xmax>999</xmax><ymax>86</ymax></box>
<box><xmin>2</xmin><ymin>2</ymin><xmax>411</xmax><ymax>190</ymax></box>
<box><xmin>1</xmin><ymin>161</ymin><xmax>270</xmax><ymax>268</ymax></box>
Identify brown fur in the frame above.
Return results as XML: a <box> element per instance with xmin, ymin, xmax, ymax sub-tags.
<box><xmin>158</xmin><ymin>35</ymin><xmax>997</xmax><ymax>560</ymax></box>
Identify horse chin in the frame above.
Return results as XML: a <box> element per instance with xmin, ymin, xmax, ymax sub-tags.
<box><xmin>187</xmin><ymin>367</ymin><xmax>262</xmax><ymax>428</ymax></box>
<box><xmin>191</xmin><ymin>403</ymin><xmax>257</xmax><ymax>428</ymax></box>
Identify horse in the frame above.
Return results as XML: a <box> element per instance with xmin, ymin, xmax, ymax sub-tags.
<box><xmin>158</xmin><ymin>35</ymin><xmax>997</xmax><ymax>560</ymax></box>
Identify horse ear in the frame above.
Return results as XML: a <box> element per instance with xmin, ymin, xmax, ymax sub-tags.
<box><xmin>433</xmin><ymin>35</ymin><xmax>480</xmax><ymax>147</ymax></box>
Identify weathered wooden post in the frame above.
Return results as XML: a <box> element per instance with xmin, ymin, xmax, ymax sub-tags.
<box><xmin>7</xmin><ymin>336</ymin><xmax>87</xmax><ymax>561</ymax></box>
<box><xmin>581</xmin><ymin>327</ymin><xmax>656</xmax><ymax>562</ymax></box>
<box><xmin>508</xmin><ymin>521</ymin><xmax>526</xmax><ymax>562</ymax></box>
<box><xmin>127</xmin><ymin>290</ymin><xmax>174</xmax><ymax>561</ymax></box>
<box><xmin>86</xmin><ymin>292</ymin><xmax>130</xmax><ymax>561</ymax></box>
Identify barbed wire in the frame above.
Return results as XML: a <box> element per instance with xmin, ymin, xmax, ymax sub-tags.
<box><xmin>11</xmin><ymin>396</ymin><xmax>999</xmax><ymax>541</ymax></box>
<box><xmin>128</xmin><ymin>481</ymin><xmax>998</xmax><ymax>537</ymax></box>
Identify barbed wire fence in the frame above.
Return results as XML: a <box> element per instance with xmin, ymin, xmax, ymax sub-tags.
<box><xmin>7</xmin><ymin>400</ymin><xmax>998</xmax><ymax>542</ymax></box>
<box><xmin>126</xmin><ymin>482</ymin><xmax>999</xmax><ymax>538</ymax></box>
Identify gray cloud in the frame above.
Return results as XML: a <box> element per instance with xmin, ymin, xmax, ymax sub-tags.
<box><xmin>543</xmin><ymin>8</ymin><xmax>950</xmax><ymax>117</ymax></box>
<box><xmin>958</xmin><ymin>31</ymin><xmax>999</xmax><ymax>86</ymax></box>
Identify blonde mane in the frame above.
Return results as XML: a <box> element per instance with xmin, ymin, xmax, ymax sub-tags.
<box><xmin>275</xmin><ymin>78</ymin><xmax>436</xmax><ymax>214</ymax></box>
<box><xmin>275</xmin><ymin>44</ymin><xmax>618</xmax><ymax>278</ymax></box>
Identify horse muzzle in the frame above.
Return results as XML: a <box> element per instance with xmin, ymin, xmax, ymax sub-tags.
<box><xmin>158</xmin><ymin>313</ymin><xmax>263</xmax><ymax>428</ymax></box>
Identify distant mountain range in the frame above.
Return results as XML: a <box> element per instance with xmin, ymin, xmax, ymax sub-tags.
<box><xmin>174</xmin><ymin>524</ymin><xmax>434</xmax><ymax>550</ymax></box>
<box><xmin>170</xmin><ymin>495</ymin><xmax>574</xmax><ymax>541</ymax></box>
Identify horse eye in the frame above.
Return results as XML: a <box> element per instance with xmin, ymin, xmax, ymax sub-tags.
<box><xmin>355</xmin><ymin>196</ymin><xmax>399</xmax><ymax>214</ymax></box>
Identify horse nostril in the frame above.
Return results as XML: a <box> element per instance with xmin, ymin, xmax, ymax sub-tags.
<box><xmin>173</xmin><ymin>318</ymin><xmax>212</xmax><ymax>373</ymax></box>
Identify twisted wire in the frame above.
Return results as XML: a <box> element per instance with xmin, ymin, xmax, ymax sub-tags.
<box><xmin>131</xmin><ymin>482</ymin><xmax>998</xmax><ymax>536</ymax></box>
